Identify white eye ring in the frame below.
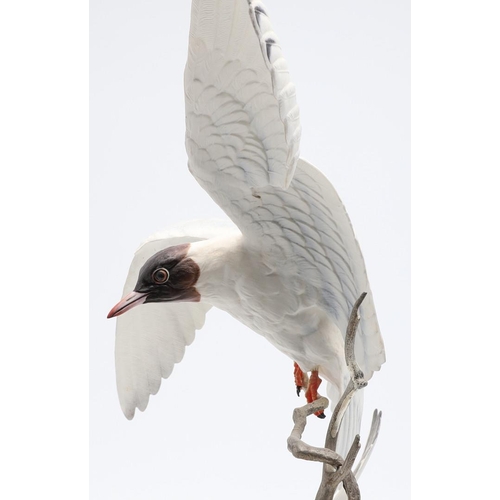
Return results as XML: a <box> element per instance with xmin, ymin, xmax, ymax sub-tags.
<box><xmin>152</xmin><ymin>267</ymin><xmax>169</xmax><ymax>284</ymax></box>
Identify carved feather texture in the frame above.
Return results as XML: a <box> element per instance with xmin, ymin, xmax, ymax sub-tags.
<box><xmin>189</xmin><ymin>156</ymin><xmax>385</xmax><ymax>381</ymax></box>
<box><xmin>186</xmin><ymin>0</ymin><xmax>301</xmax><ymax>190</ymax></box>
<box><xmin>115</xmin><ymin>1</ymin><xmax>385</xmax><ymax>464</ymax></box>
<box><xmin>115</xmin><ymin>220</ymin><xmax>235</xmax><ymax>419</ymax></box>
<box><xmin>182</xmin><ymin>1</ymin><xmax>384</xmax><ymax>458</ymax></box>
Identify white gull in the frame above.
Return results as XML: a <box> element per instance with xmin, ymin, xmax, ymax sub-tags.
<box><xmin>108</xmin><ymin>0</ymin><xmax>385</xmax><ymax>460</ymax></box>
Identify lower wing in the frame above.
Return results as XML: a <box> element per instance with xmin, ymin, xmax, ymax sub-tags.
<box><xmin>114</xmin><ymin>219</ymin><xmax>237</xmax><ymax>419</ymax></box>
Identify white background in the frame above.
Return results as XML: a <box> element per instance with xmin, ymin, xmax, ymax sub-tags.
<box><xmin>90</xmin><ymin>1</ymin><xmax>409</xmax><ymax>499</ymax></box>
<box><xmin>2</xmin><ymin>1</ymin><xmax>500</xmax><ymax>500</ymax></box>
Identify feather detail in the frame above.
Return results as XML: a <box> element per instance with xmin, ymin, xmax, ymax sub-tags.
<box><xmin>114</xmin><ymin>220</ymin><xmax>236</xmax><ymax>419</ymax></box>
<box><xmin>186</xmin><ymin>0</ymin><xmax>300</xmax><ymax>190</ymax></box>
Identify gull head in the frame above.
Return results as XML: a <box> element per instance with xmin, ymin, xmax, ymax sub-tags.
<box><xmin>107</xmin><ymin>243</ymin><xmax>201</xmax><ymax>318</ymax></box>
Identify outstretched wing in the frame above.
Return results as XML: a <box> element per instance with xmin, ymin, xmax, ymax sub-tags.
<box><xmin>114</xmin><ymin>220</ymin><xmax>237</xmax><ymax>419</ymax></box>
<box><xmin>184</xmin><ymin>1</ymin><xmax>383</xmax><ymax>378</ymax></box>
<box><xmin>185</xmin><ymin>0</ymin><xmax>301</xmax><ymax>191</ymax></box>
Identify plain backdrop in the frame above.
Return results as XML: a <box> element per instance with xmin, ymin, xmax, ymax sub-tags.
<box><xmin>90</xmin><ymin>1</ymin><xmax>410</xmax><ymax>498</ymax></box>
<box><xmin>4</xmin><ymin>2</ymin><xmax>500</xmax><ymax>499</ymax></box>
<box><xmin>0</xmin><ymin>0</ymin><xmax>500</xmax><ymax>500</ymax></box>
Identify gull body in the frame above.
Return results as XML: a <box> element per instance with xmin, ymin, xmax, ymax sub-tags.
<box><xmin>189</xmin><ymin>232</ymin><xmax>345</xmax><ymax>378</ymax></box>
<box><xmin>108</xmin><ymin>0</ymin><xmax>385</xmax><ymax>460</ymax></box>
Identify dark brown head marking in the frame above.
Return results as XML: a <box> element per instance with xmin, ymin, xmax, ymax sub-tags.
<box><xmin>134</xmin><ymin>243</ymin><xmax>201</xmax><ymax>303</ymax></box>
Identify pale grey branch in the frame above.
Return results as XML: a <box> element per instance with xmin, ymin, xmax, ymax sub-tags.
<box><xmin>287</xmin><ymin>292</ymin><xmax>381</xmax><ymax>500</ymax></box>
<box><xmin>345</xmin><ymin>292</ymin><xmax>368</xmax><ymax>390</ymax></box>
<box><xmin>287</xmin><ymin>397</ymin><xmax>343</xmax><ymax>468</ymax></box>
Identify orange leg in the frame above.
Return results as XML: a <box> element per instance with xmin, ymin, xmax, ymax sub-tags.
<box><xmin>305</xmin><ymin>370</ymin><xmax>326</xmax><ymax>419</ymax></box>
<box><xmin>293</xmin><ymin>362</ymin><xmax>304</xmax><ymax>396</ymax></box>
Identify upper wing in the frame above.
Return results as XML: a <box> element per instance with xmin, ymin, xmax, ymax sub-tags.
<box><xmin>115</xmin><ymin>220</ymin><xmax>237</xmax><ymax>419</ymax></box>
<box><xmin>185</xmin><ymin>0</ymin><xmax>301</xmax><ymax>191</ymax></box>
<box><xmin>184</xmin><ymin>1</ymin><xmax>384</xmax><ymax>377</ymax></box>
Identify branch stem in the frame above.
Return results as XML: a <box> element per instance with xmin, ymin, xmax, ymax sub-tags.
<box><xmin>287</xmin><ymin>293</ymin><xmax>380</xmax><ymax>500</ymax></box>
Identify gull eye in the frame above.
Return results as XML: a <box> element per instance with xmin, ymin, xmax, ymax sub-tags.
<box><xmin>152</xmin><ymin>268</ymin><xmax>169</xmax><ymax>284</ymax></box>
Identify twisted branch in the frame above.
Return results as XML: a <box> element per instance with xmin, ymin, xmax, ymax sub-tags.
<box><xmin>287</xmin><ymin>293</ymin><xmax>382</xmax><ymax>500</ymax></box>
<box><xmin>287</xmin><ymin>397</ymin><xmax>342</xmax><ymax>468</ymax></box>
<box><xmin>287</xmin><ymin>397</ymin><xmax>360</xmax><ymax>497</ymax></box>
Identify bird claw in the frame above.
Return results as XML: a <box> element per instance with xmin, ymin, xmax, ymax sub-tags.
<box><xmin>296</xmin><ymin>385</ymin><xmax>302</xmax><ymax>396</ymax></box>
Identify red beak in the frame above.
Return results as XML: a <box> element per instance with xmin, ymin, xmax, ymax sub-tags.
<box><xmin>107</xmin><ymin>291</ymin><xmax>148</xmax><ymax>318</ymax></box>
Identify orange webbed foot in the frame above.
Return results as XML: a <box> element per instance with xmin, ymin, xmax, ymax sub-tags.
<box><xmin>305</xmin><ymin>370</ymin><xmax>325</xmax><ymax>418</ymax></box>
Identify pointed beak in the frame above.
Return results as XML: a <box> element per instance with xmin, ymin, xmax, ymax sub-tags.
<box><xmin>107</xmin><ymin>291</ymin><xmax>149</xmax><ymax>318</ymax></box>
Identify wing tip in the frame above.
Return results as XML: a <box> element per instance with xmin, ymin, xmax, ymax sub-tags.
<box><xmin>122</xmin><ymin>406</ymin><xmax>136</xmax><ymax>420</ymax></box>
